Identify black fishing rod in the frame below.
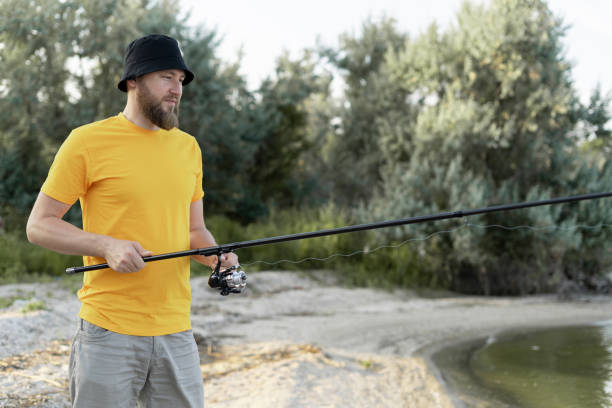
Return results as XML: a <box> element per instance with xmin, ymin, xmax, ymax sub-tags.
<box><xmin>66</xmin><ymin>191</ymin><xmax>612</xmax><ymax>276</ymax></box>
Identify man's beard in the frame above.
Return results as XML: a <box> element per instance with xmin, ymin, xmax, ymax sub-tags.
<box><xmin>137</xmin><ymin>83</ymin><xmax>179</xmax><ymax>130</ymax></box>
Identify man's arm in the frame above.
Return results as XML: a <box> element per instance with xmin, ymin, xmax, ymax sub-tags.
<box><xmin>26</xmin><ymin>192</ymin><xmax>152</xmax><ymax>273</ymax></box>
<box><xmin>189</xmin><ymin>199</ymin><xmax>238</xmax><ymax>269</ymax></box>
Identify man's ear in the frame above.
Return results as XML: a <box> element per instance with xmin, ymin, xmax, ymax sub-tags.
<box><xmin>126</xmin><ymin>78</ymin><xmax>138</xmax><ymax>91</ymax></box>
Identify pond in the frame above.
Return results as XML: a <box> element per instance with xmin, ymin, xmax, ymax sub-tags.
<box><xmin>432</xmin><ymin>320</ymin><xmax>612</xmax><ymax>408</ymax></box>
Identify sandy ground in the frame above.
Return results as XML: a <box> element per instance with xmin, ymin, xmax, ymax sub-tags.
<box><xmin>1</xmin><ymin>270</ymin><xmax>611</xmax><ymax>407</ymax></box>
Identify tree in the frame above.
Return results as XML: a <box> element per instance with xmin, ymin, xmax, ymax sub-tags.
<box><xmin>576</xmin><ymin>85</ymin><xmax>612</xmax><ymax>163</ymax></box>
<box><xmin>250</xmin><ymin>50</ymin><xmax>333</xmax><ymax>211</ymax></box>
<box><xmin>321</xmin><ymin>17</ymin><xmax>409</xmax><ymax>205</ymax></box>
<box><xmin>1</xmin><ymin>0</ymin><xmax>87</xmax><ymax>227</ymax></box>
<box><xmin>360</xmin><ymin>0</ymin><xmax>611</xmax><ymax>294</ymax></box>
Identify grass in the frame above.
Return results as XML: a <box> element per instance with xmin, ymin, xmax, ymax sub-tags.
<box><xmin>0</xmin><ymin>289</ymin><xmax>35</xmax><ymax>308</ymax></box>
<box><xmin>20</xmin><ymin>300</ymin><xmax>46</xmax><ymax>313</ymax></box>
<box><xmin>0</xmin><ymin>295</ymin><xmax>23</xmax><ymax>309</ymax></box>
<box><xmin>58</xmin><ymin>274</ymin><xmax>84</xmax><ymax>294</ymax></box>
<box><xmin>359</xmin><ymin>359</ymin><xmax>374</xmax><ymax>370</ymax></box>
<box><xmin>0</xmin><ymin>233</ymin><xmax>82</xmax><ymax>283</ymax></box>
<box><xmin>201</xmin><ymin>206</ymin><xmax>445</xmax><ymax>290</ymax></box>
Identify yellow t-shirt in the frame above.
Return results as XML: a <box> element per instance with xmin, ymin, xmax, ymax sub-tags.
<box><xmin>41</xmin><ymin>113</ymin><xmax>204</xmax><ymax>336</ymax></box>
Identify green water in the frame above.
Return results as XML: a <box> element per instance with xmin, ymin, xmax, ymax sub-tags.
<box><xmin>433</xmin><ymin>322</ymin><xmax>612</xmax><ymax>407</ymax></box>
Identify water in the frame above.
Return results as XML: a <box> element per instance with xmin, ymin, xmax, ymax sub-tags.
<box><xmin>432</xmin><ymin>321</ymin><xmax>612</xmax><ymax>407</ymax></box>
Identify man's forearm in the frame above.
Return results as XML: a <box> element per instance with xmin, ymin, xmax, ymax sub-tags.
<box><xmin>189</xmin><ymin>226</ymin><xmax>219</xmax><ymax>268</ymax></box>
<box><xmin>27</xmin><ymin>216</ymin><xmax>111</xmax><ymax>258</ymax></box>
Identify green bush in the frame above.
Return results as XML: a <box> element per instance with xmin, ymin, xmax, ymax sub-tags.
<box><xmin>20</xmin><ymin>300</ymin><xmax>47</xmax><ymax>313</ymax></box>
<box><xmin>202</xmin><ymin>205</ymin><xmax>437</xmax><ymax>290</ymax></box>
<box><xmin>0</xmin><ymin>233</ymin><xmax>82</xmax><ymax>283</ymax></box>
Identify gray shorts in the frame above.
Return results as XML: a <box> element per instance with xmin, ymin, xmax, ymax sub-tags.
<box><xmin>69</xmin><ymin>319</ymin><xmax>204</xmax><ymax>408</ymax></box>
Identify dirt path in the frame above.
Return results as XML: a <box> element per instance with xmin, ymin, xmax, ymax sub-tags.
<box><xmin>1</xmin><ymin>271</ymin><xmax>611</xmax><ymax>407</ymax></box>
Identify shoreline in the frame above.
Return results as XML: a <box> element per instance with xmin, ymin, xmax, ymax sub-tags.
<box><xmin>1</xmin><ymin>271</ymin><xmax>612</xmax><ymax>407</ymax></box>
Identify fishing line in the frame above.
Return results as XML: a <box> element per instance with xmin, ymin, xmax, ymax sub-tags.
<box><xmin>240</xmin><ymin>220</ymin><xmax>611</xmax><ymax>268</ymax></box>
<box><xmin>466</xmin><ymin>221</ymin><xmax>611</xmax><ymax>232</ymax></box>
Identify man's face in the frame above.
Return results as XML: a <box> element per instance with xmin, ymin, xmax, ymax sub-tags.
<box><xmin>135</xmin><ymin>69</ymin><xmax>185</xmax><ymax>130</ymax></box>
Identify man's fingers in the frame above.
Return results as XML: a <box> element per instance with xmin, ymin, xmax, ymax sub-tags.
<box><xmin>219</xmin><ymin>253</ymin><xmax>239</xmax><ymax>268</ymax></box>
<box><xmin>134</xmin><ymin>242</ymin><xmax>153</xmax><ymax>257</ymax></box>
<box><xmin>107</xmin><ymin>240</ymin><xmax>150</xmax><ymax>273</ymax></box>
<box><xmin>114</xmin><ymin>256</ymin><xmax>144</xmax><ymax>273</ymax></box>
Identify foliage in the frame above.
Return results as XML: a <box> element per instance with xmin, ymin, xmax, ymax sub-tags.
<box><xmin>0</xmin><ymin>233</ymin><xmax>82</xmax><ymax>282</ymax></box>
<box><xmin>355</xmin><ymin>0</ymin><xmax>611</xmax><ymax>294</ymax></box>
<box><xmin>251</xmin><ymin>50</ymin><xmax>334</xmax><ymax>210</ymax></box>
<box><xmin>193</xmin><ymin>206</ymin><xmax>442</xmax><ymax>290</ymax></box>
<box><xmin>20</xmin><ymin>300</ymin><xmax>46</xmax><ymax>313</ymax></box>
<box><xmin>320</xmin><ymin>17</ymin><xmax>410</xmax><ymax>205</ymax></box>
<box><xmin>0</xmin><ymin>289</ymin><xmax>34</xmax><ymax>308</ymax></box>
<box><xmin>576</xmin><ymin>86</ymin><xmax>612</xmax><ymax>168</ymax></box>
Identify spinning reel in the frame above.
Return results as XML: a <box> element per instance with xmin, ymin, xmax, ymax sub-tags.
<box><xmin>207</xmin><ymin>253</ymin><xmax>247</xmax><ymax>296</ymax></box>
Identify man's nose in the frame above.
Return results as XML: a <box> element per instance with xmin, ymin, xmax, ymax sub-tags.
<box><xmin>170</xmin><ymin>80</ymin><xmax>182</xmax><ymax>96</ymax></box>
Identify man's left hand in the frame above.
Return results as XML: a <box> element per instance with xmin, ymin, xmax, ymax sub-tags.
<box><xmin>216</xmin><ymin>252</ymin><xmax>239</xmax><ymax>270</ymax></box>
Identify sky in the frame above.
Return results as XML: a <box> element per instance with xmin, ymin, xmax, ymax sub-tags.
<box><xmin>180</xmin><ymin>0</ymin><xmax>612</xmax><ymax>104</ymax></box>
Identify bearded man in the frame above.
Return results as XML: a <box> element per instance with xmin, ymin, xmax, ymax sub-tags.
<box><xmin>26</xmin><ymin>34</ymin><xmax>237</xmax><ymax>407</ymax></box>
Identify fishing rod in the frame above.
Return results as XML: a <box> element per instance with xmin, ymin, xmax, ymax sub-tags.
<box><xmin>66</xmin><ymin>191</ymin><xmax>612</xmax><ymax>294</ymax></box>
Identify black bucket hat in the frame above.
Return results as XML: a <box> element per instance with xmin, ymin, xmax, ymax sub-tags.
<box><xmin>117</xmin><ymin>34</ymin><xmax>194</xmax><ymax>92</ymax></box>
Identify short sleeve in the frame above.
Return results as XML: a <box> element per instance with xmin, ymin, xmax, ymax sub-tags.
<box><xmin>191</xmin><ymin>139</ymin><xmax>204</xmax><ymax>203</ymax></box>
<box><xmin>41</xmin><ymin>131</ymin><xmax>89</xmax><ymax>205</ymax></box>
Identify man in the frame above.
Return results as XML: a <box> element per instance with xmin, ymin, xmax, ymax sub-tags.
<box><xmin>26</xmin><ymin>34</ymin><xmax>237</xmax><ymax>407</ymax></box>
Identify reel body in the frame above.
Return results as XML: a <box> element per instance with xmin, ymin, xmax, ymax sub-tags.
<box><xmin>208</xmin><ymin>258</ymin><xmax>247</xmax><ymax>296</ymax></box>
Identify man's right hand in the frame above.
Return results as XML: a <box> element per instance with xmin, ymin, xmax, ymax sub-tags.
<box><xmin>102</xmin><ymin>238</ymin><xmax>153</xmax><ymax>273</ymax></box>
<box><xmin>27</xmin><ymin>193</ymin><xmax>153</xmax><ymax>273</ymax></box>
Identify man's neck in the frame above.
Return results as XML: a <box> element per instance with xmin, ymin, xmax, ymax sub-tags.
<box><xmin>122</xmin><ymin>100</ymin><xmax>159</xmax><ymax>131</ymax></box>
